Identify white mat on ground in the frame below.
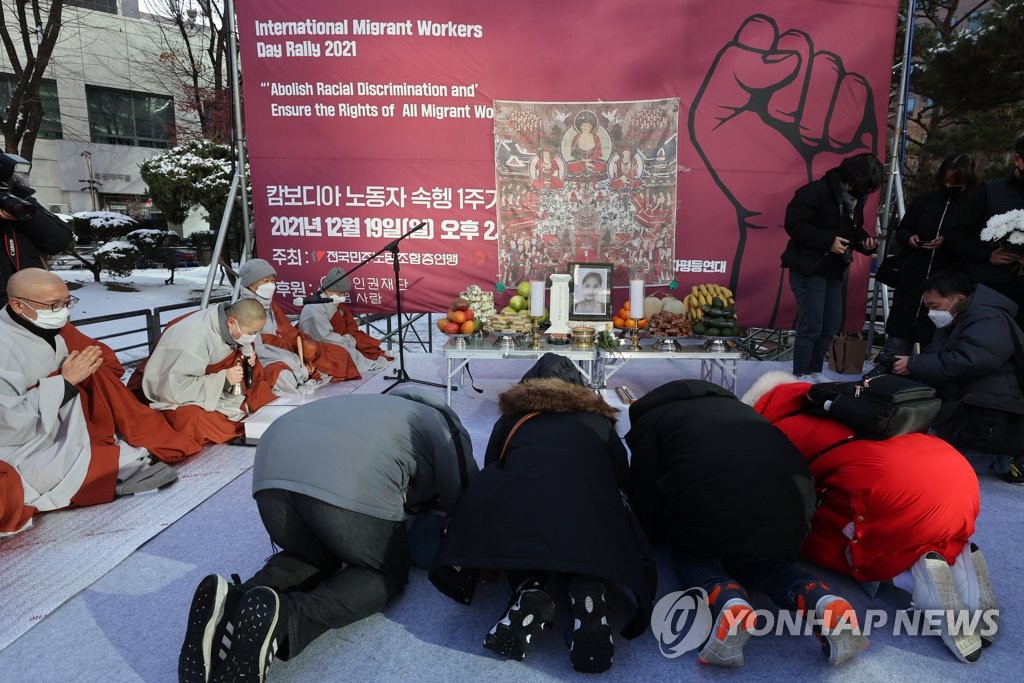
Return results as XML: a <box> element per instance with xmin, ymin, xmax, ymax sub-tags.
<box><xmin>0</xmin><ymin>375</ymin><xmax>375</xmax><ymax>652</ymax></box>
<box><xmin>0</xmin><ymin>442</ymin><xmax>254</xmax><ymax>650</ymax></box>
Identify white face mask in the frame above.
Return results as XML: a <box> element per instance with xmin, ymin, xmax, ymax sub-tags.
<box><xmin>230</xmin><ymin>320</ymin><xmax>259</xmax><ymax>345</ymax></box>
<box><xmin>237</xmin><ymin>332</ymin><xmax>258</xmax><ymax>345</ymax></box>
<box><xmin>927</xmin><ymin>299</ymin><xmax>959</xmax><ymax>329</ymax></box>
<box><xmin>29</xmin><ymin>307</ymin><xmax>70</xmax><ymax>330</ymax></box>
<box><xmin>329</xmin><ymin>294</ymin><xmax>347</xmax><ymax>304</ymax></box>
<box><xmin>253</xmin><ymin>282</ymin><xmax>276</xmax><ymax>300</ymax></box>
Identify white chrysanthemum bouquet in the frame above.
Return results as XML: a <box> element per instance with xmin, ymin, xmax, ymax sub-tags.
<box><xmin>980</xmin><ymin>209</ymin><xmax>1024</xmax><ymax>273</ymax></box>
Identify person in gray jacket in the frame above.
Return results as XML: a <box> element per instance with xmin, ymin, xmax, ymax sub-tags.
<box><xmin>177</xmin><ymin>387</ymin><xmax>477</xmax><ymax>683</ymax></box>
<box><xmin>892</xmin><ymin>270</ymin><xmax>1024</xmax><ymax>476</ymax></box>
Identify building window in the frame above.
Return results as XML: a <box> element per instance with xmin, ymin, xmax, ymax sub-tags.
<box><xmin>906</xmin><ymin>96</ymin><xmax>917</xmax><ymax>113</ymax></box>
<box><xmin>65</xmin><ymin>0</ymin><xmax>118</xmax><ymax>14</ymax></box>
<box><xmin>0</xmin><ymin>74</ymin><xmax>63</xmax><ymax>140</ymax></box>
<box><xmin>86</xmin><ymin>86</ymin><xmax>175</xmax><ymax>148</ymax></box>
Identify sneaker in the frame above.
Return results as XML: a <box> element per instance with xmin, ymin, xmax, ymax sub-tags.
<box><xmin>951</xmin><ymin>543</ymin><xmax>999</xmax><ymax>647</ymax></box>
<box><xmin>812</xmin><ymin>595</ymin><xmax>868</xmax><ymax>666</ymax></box>
<box><xmin>116</xmin><ymin>460</ymin><xmax>178</xmax><ymax>496</ymax></box>
<box><xmin>179</xmin><ymin>574</ymin><xmax>244</xmax><ymax>683</ymax></box>
<box><xmin>483</xmin><ymin>587</ymin><xmax>555</xmax><ymax>661</ymax></box>
<box><xmin>910</xmin><ymin>552</ymin><xmax>982</xmax><ymax>663</ymax></box>
<box><xmin>210</xmin><ymin>587</ymin><xmax>281</xmax><ymax>683</ymax></box>
<box><xmin>567</xmin><ymin>577</ymin><xmax>614</xmax><ymax>673</ymax></box>
<box><xmin>796</xmin><ymin>374</ymin><xmax>817</xmax><ymax>383</ymax></box>
<box><xmin>810</xmin><ymin>372</ymin><xmax>830</xmax><ymax>384</ymax></box>
<box><xmin>1001</xmin><ymin>459</ymin><xmax>1024</xmax><ymax>485</ymax></box>
<box><xmin>698</xmin><ymin>597</ymin><xmax>756</xmax><ymax>667</ymax></box>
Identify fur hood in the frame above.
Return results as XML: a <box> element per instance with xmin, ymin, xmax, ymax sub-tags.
<box><xmin>498</xmin><ymin>378</ymin><xmax>618</xmax><ymax>423</ymax></box>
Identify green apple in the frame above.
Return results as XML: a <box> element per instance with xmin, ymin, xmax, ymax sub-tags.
<box><xmin>501</xmin><ymin>306</ymin><xmax>517</xmax><ymax>314</ymax></box>
<box><xmin>516</xmin><ymin>281</ymin><xmax>531</xmax><ymax>299</ymax></box>
<box><xmin>508</xmin><ymin>295</ymin><xmax>528</xmax><ymax>311</ymax></box>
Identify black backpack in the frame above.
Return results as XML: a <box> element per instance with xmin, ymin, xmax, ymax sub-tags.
<box><xmin>805</xmin><ymin>375</ymin><xmax>942</xmax><ymax>439</ymax></box>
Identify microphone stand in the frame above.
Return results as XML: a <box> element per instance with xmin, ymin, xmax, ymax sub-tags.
<box><xmin>380</xmin><ymin>223</ymin><xmax>448</xmax><ymax>394</ymax></box>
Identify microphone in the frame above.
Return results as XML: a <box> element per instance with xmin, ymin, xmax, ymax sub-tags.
<box><xmin>293</xmin><ymin>294</ymin><xmax>333</xmax><ymax>306</ymax></box>
<box><xmin>241</xmin><ymin>343</ymin><xmax>254</xmax><ymax>388</ymax></box>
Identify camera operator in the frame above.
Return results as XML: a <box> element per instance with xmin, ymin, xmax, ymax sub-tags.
<box><xmin>1</xmin><ymin>153</ymin><xmax>73</xmax><ymax>296</ymax></box>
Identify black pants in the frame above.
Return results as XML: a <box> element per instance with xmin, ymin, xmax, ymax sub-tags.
<box><xmin>245</xmin><ymin>489</ymin><xmax>409</xmax><ymax>659</ymax></box>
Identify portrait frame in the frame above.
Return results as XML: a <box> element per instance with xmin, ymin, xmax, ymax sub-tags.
<box><xmin>569</xmin><ymin>262</ymin><xmax>613</xmax><ymax>320</ymax></box>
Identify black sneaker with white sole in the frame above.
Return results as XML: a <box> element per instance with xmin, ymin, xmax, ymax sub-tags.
<box><xmin>484</xmin><ymin>587</ymin><xmax>556</xmax><ymax>660</ymax></box>
<box><xmin>179</xmin><ymin>574</ymin><xmax>244</xmax><ymax>683</ymax></box>
<box><xmin>568</xmin><ymin>577</ymin><xmax>614</xmax><ymax>673</ymax></box>
<box><xmin>210</xmin><ymin>587</ymin><xmax>281</xmax><ymax>683</ymax></box>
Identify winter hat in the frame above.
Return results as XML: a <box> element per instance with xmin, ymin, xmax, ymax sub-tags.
<box><xmin>323</xmin><ymin>266</ymin><xmax>352</xmax><ymax>293</ymax></box>
<box><xmin>238</xmin><ymin>258</ymin><xmax>277</xmax><ymax>288</ymax></box>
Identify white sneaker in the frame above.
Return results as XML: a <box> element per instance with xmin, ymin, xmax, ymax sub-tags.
<box><xmin>910</xmin><ymin>552</ymin><xmax>982</xmax><ymax>663</ymax></box>
<box><xmin>810</xmin><ymin>372</ymin><xmax>831</xmax><ymax>384</ymax></box>
<box><xmin>951</xmin><ymin>543</ymin><xmax>999</xmax><ymax>646</ymax></box>
<box><xmin>796</xmin><ymin>374</ymin><xmax>817</xmax><ymax>383</ymax></box>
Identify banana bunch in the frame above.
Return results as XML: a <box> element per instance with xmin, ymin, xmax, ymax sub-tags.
<box><xmin>683</xmin><ymin>284</ymin><xmax>734</xmax><ymax>322</ymax></box>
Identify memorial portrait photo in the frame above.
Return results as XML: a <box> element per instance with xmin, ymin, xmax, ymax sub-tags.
<box><xmin>570</xmin><ymin>262</ymin><xmax>613</xmax><ymax>320</ymax></box>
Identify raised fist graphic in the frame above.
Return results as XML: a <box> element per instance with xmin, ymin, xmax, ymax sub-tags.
<box><xmin>689</xmin><ymin>14</ymin><xmax>877</xmax><ymax>302</ymax></box>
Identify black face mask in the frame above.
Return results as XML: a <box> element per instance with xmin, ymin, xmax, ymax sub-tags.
<box><xmin>941</xmin><ymin>185</ymin><xmax>965</xmax><ymax>198</ymax></box>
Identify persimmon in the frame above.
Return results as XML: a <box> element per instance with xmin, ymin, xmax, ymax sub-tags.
<box><xmin>624</xmin><ymin>318</ymin><xmax>637</xmax><ymax>328</ymax></box>
<box><xmin>612</xmin><ymin>316</ymin><xmax>625</xmax><ymax>328</ymax></box>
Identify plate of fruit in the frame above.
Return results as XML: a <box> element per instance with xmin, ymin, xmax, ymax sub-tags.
<box><xmin>437</xmin><ymin>296</ymin><xmax>483</xmax><ymax>336</ymax></box>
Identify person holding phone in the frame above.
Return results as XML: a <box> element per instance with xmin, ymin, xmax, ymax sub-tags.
<box><xmin>881</xmin><ymin>154</ymin><xmax>979</xmax><ymax>355</ymax></box>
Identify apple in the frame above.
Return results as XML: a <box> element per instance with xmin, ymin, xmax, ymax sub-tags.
<box><xmin>459</xmin><ymin>320</ymin><xmax>475</xmax><ymax>334</ymax></box>
<box><xmin>448</xmin><ymin>310</ymin><xmax>466</xmax><ymax>324</ymax></box>
<box><xmin>501</xmin><ymin>306</ymin><xmax>517</xmax><ymax>314</ymax></box>
<box><xmin>516</xmin><ymin>281</ymin><xmax>531</xmax><ymax>299</ymax></box>
<box><xmin>451</xmin><ymin>296</ymin><xmax>471</xmax><ymax>312</ymax></box>
<box><xmin>516</xmin><ymin>308</ymin><xmax>530</xmax><ymax>316</ymax></box>
<box><xmin>464</xmin><ymin>309</ymin><xmax>475</xmax><ymax>320</ymax></box>
<box><xmin>437</xmin><ymin>317</ymin><xmax>450</xmax><ymax>331</ymax></box>
<box><xmin>508</xmin><ymin>295</ymin><xmax>527</xmax><ymax>311</ymax></box>
<box><xmin>443</xmin><ymin>322</ymin><xmax>460</xmax><ymax>334</ymax></box>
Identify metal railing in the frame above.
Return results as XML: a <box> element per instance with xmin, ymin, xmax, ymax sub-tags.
<box><xmin>70</xmin><ymin>298</ymin><xmax>433</xmax><ymax>365</ymax></box>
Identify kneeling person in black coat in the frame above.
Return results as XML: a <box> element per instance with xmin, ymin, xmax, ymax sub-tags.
<box><xmin>431</xmin><ymin>374</ymin><xmax>655</xmax><ymax>674</ymax></box>
<box><xmin>627</xmin><ymin>380</ymin><xmax>868</xmax><ymax>668</ymax></box>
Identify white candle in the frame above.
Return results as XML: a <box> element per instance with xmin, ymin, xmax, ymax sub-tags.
<box><xmin>629</xmin><ymin>279</ymin><xmax>644</xmax><ymax>318</ymax></box>
<box><xmin>529</xmin><ymin>280</ymin><xmax>545</xmax><ymax>316</ymax></box>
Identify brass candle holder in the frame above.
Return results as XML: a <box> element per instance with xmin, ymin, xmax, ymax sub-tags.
<box><xmin>529</xmin><ymin>316</ymin><xmax>543</xmax><ymax>349</ymax></box>
<box><xmin>629</xmin><ymin>319</ymin><xmax>642</xmax><ymax>350</ymax></box>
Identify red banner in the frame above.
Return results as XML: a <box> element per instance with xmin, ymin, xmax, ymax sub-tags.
<box><xmin>236</xmin><ymin>0</ymin><xmax>899</xmax><ymax>329</ymax></box>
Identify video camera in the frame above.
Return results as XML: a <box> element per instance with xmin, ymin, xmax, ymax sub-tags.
<box><xmin>0</xmin><ymin>153</ymin><xmax>36</xmax><ymax>221</ymax></box>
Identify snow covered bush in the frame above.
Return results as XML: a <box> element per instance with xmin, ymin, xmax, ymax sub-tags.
<box><xmin>94</xmin><ymin>240</ymin><xmax>140</xmax><ymax>277</ymax></box>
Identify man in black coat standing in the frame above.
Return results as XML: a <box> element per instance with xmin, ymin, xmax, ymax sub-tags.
<box><xmin>781</xmin><ymin>153</ymin><xmax>881</xmax><ymax>380</ymax></box>
<box><xmin>1</xmin><ymin>153</ymin><xmax>73</xmax><ymax>297</ymax></box>
<box><xmin>627</xmin><ymin>380</ymin><xmax>868</xmax><ymax>668</ymax></box>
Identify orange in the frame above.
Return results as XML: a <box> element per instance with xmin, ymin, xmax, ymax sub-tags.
<box><xmin>624</xmin><ymin>319</ymin><xmax>636</xmax><ymax>328</ymax></box>
<box><xmin>613</xmin><ymin>316</ymin><xmax>625</xmax><ymax>328</ymax></box>
<box><xmin>638</xmin><ymin>319</ymin><xmax>647</xmax><ymax>328</ymax></box>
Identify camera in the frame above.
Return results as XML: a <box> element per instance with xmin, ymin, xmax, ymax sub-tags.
<box><xmin>863</xmin><ymin>350</ymin><xmax>896</xmax><ymax>380</ymax></box>
<box><xmin>0</xmin><ymin>153</ymin><xmax>36</xmax><ymax>221</ymax></box>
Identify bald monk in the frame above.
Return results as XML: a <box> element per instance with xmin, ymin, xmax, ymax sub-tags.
<box><xmin>237</xmin><ymin>259</ymin><xmax>364</xmax><ymax>385</ymax></box>
<box><xmin>298</xmin><ymin>266</ymin><xmax>392</xmax><ymax>373</ymax></box>
<box><xmin>142</xmin><ymin>298</ymin><xmax>277</xmax><ymax>445</ymax></box>
<box><xmin>1</xmin><ymin>269</ymin><xmax>187</xmax><ymax>534</ymax></box>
